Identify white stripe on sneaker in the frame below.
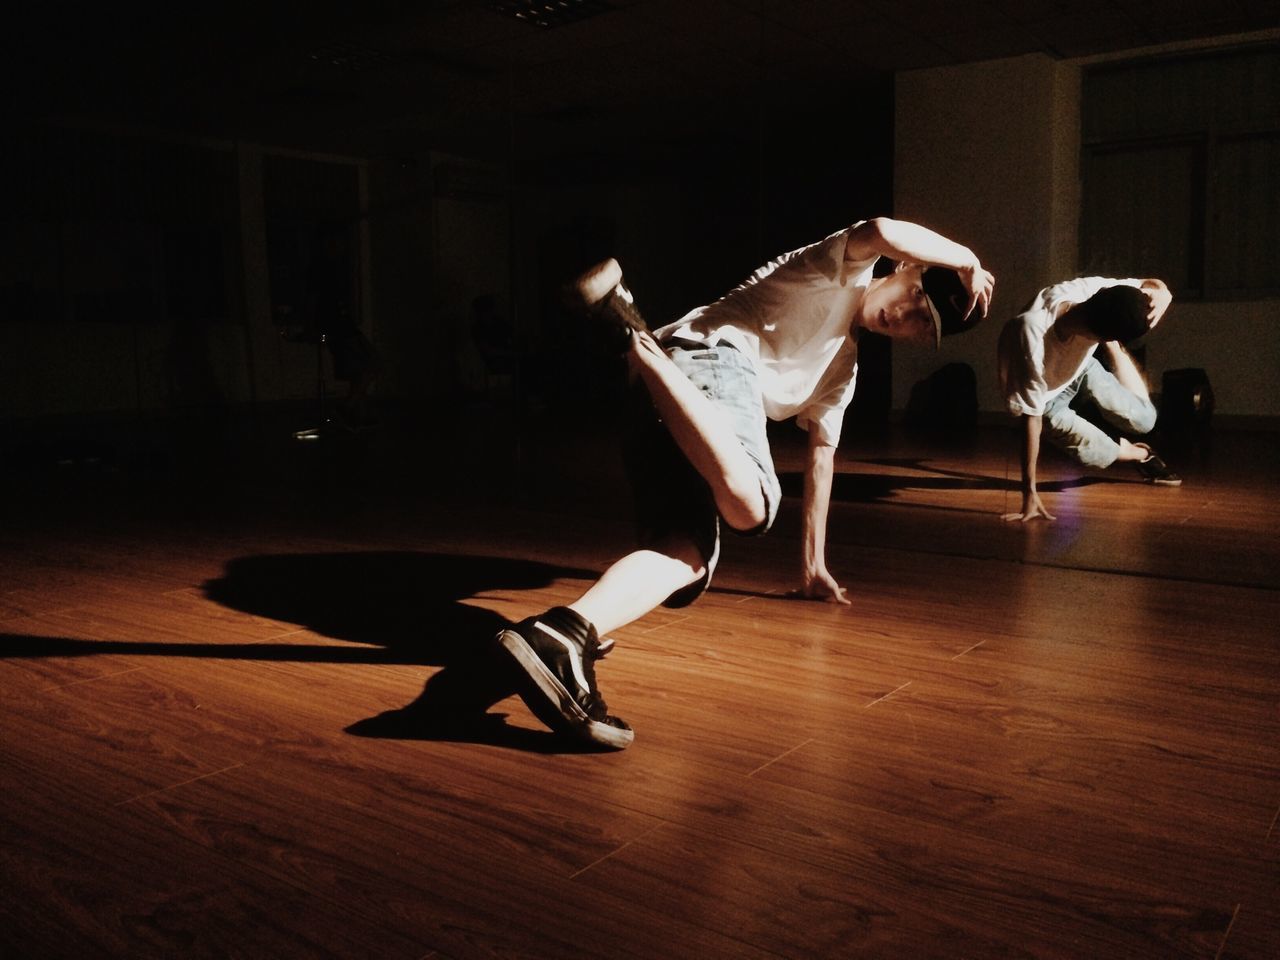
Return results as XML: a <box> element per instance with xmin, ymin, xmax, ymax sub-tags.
<box><xmin>533</xmin><ymin>620</ymin><xmax>590</xmax><ymax>693</ymax></box>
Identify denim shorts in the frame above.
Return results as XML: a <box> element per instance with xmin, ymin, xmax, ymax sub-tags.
<box><xmin>624</xmin><ymin>338</ymin><xmax>782</xmax><ymax>608</ymax></box>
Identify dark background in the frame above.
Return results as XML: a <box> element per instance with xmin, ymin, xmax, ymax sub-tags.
<box><xmin>1</xmin><ymin>1</ymin><xmax>1273</xmax><ymax>462</ymax></box>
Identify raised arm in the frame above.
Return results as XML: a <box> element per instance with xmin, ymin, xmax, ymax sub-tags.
<box><xmin>801</xmin><ymin>430</ymin><xmax>849</xmax><ymax>604</ymax></box>
<box><xmin>1002</xmin><ymin>414</ymin><xmax>1056</xmax><ymax>522</ymax></box>
<box><xmin>846</xmin><ymin>217</ymin><xmax>995</xmax><ymax>319</ymax></box>
<box><xmin>1139</xmin><ymin>278</ymin><xmax>1172</xmax><ymax>329</ymax></box>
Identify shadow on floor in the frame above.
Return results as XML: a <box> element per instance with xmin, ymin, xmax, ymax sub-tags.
<box><xmin>4</xmin><ymin>551</ymin><xmax>609</xmax><ymax>753</ymax></box>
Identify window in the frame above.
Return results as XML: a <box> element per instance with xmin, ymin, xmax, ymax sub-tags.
<box><xmin>1080</xmin><ymin>44</ymin><xmax>1280</xmax><ymax>299</ymax></box>
<box><xmin>0</xmin><ymin>128</ymin><xmax>238</xmax><ymax>325</ymax></box>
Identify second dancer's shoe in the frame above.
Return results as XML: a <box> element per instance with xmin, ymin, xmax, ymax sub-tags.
<box><xmin>1133</xmin><ymin>443</ymin><xmax>1182</xmax><ymax>486</ymax></box>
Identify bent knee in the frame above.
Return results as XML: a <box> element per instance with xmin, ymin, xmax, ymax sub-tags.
<box><xmin>717</xmin><ymin>486</ymin><xmax>768</xmax><ymax>533</ymax></box>
<box><xmin>1128</xmin><ymin>402</ymin><xmax>1157</xmax><ymax>435</ymax></box>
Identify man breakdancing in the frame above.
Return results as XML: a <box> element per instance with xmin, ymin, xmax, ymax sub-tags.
<box><xmin>497</xmin><ymin>218</ymin><xmax>995</xmax><ymax>748</ymax></box>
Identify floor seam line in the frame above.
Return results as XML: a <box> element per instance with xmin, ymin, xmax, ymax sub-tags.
<box><xmin>866</xmin><ymin>681</ymin><xmax>911</xmax><ymax>708</ymax></box>
<box><xmin>42</xmin><ymin>665</ymin><xmax>148</xmax><ymax>692</ymax></box>
<box><xmin>1214</xmin><ymin>903</ymin><xmax>1241</xmax><ymax>960</ymax></box>
<box><xmin>568</xmin><ymin>822</ymin><xmax>665</xmax><ymax>880</ymax></box>
<box><xmin>115</xmin><ymin>762</ymin><xmax>247</xmax><ymax>807</ymax></box>
<box><xmin>748</xmin><ymin>738</ymin><xmax>816</xmax><ymax>778</ymax></box>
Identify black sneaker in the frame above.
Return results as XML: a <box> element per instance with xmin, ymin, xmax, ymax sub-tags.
<box><xmin>1134</xmin><ymin>444</ymin><xmax>1182</xmax><ymax>486</ymax></box>
<box><xmin>495</xmin><ymin>606</ymin><xmax>634</xmax><ymax>750</ymax></box>
<box><xmin>571</xmin><ymin>257</ymin><xmax>649</xmax><ymax>350</ymax></box>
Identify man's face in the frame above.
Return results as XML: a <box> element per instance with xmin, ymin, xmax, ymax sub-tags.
<box><xmin>863</xmin><ymin>265</ymin><xmax>936</xmax><ymax>346</ymax></box>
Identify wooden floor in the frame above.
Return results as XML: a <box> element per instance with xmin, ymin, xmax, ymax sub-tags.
<box><xmin>2</xmin><ymin>408</ymin><xmax>1277</xmax><ymax>959</ymax></box>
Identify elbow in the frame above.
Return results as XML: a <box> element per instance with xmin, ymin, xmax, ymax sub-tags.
<box><xmin>808</xmin><ymin>444</ymin><xmax>837</xmax><ymax>483</ymax></box>
<box><xmin>862</xmin><ymin>217</ymin><xmax>891</xmax><ymax>245</ymax></box>
<box><xmin>809</xmin><ymin>435</ymin><xmax>837</xmax><ymax>461</ymax></box>
<box><xmin>849</xmin><ymin>217</ymin><xmax>889</xmax><ymax>251</ymax></box>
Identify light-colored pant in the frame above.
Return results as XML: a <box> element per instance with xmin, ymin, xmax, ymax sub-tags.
<box><xmin>667</xmin><ymin>339</ymin><xmax>783</xmax><ymax>533</ymax></box>
<box><xmin>625</xmin><ymin>337</ymin><xmax>782</xmax><ymax>608</ymax></box>
<box><xmin>1043</xmin><ymin>357</ymin><xmax>1157</xmax><ymax>468</ymax></box>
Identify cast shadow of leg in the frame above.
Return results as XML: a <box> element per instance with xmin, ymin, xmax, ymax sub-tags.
<box><xmin>345</xmin><ymin>643</ymin><xmax>611</xmax><ymax>754</ymax></box>
<box><xmin>204</xmin><ymin>550</ymin><xmax>611</xmax><ymax>752</ymax></box>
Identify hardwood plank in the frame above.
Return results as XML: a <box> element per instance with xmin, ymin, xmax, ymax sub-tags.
<box><xmin>0</xmin><ymin>757</ymin><xmax>429</xmax><ymax>960</ymax></box>
<box><xmin>1</xmin><ymin>421</ymin><xmax>1276</xmax><ymax>958</ymax></box>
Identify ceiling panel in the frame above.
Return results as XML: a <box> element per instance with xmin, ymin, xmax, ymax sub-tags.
<box><xmin>6</xmin><ymin>0</ymin><xmax>1275</xmax><ymax>158</ymax></box>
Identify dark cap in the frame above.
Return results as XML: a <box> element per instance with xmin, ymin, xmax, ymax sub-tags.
<box><xmin>922</xmin><ymin>267</ymin><xmax>976</xmax><ymax>346</ymax></box>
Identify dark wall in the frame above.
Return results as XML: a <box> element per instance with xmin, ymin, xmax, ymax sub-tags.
<box><xmin>0</xmin><ymin>79</ymin><xmax>896</xmax><ymax>443</ymax></box>
<box><xmin>505</xmin><ymin>84</ymin><xmax>896</xmax><ymax>432</ymax></box>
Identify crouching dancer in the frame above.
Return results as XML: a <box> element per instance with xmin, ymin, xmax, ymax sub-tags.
<box><xmin>497</xmin><ymin>218</ymin><xmax>995</xmax><ymax>748</ymax></box>
<box><xmin>998</xmin><ymin>276</ymin><xmax>1181</xmax><ymax>523</ymax></box>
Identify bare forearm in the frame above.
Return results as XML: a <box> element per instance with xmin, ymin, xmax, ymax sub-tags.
<box><xmin>1022</xmin><ymin>414</ymin><xmax>1042</xmax><ymax>494</ymax></box>
<box><xmin>847</xmin><ymin>218</ymin><xmax>994</xmax><ymax>318</ymax></box>
<box><xmin>1003</xmin><ymin>414</ymin><xmax>1056</xmax><ymax>522</ymax></box>
<box><xmin>848</xmin><ymin>217</ymin><xmax>979</xmax><ymax>272</ymax></box>
<box><xmin>802</xmin><ymin>443</ymin><xmax>835</xmax><ymax>573</ymax></box>
<box><xmin>1140</xmin><ymin>277</ymin><xmax>1173</xmax><ymax>328</ymax></box>
<box><xmin>800</xmin><ymin>437</ymin><xmax>848</xmax><ymax>602</ymax></box>
<box><xmin>1101</xmin><ymin>341</ymin><xmax>1149</xmax><ymax>400</ymax></box>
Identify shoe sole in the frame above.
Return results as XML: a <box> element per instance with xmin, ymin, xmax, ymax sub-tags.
<box><xmin>574</xmin><ymin>258</ymin><xmax>623</xmax><ymax>310</ymax></box>
<box><xmin>496</xmin><ymin>629</ymin><xmax>635</xmax><ymax>750</ymax></box>
<box><xmin>1148</xmin><ymin>477</ymin><xmax>1183</xmax><ymax>486</ymax></box>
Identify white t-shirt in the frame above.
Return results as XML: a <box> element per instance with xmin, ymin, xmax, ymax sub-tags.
<box><xmin>655</xmin><ymin>225</ymin><xmax>876</xmax><ymax>446</ymax></box>
<box><xmin>998</xmin><ymin>276</ymin><xmax>1143</xmax><ymax>417</ymax></box>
